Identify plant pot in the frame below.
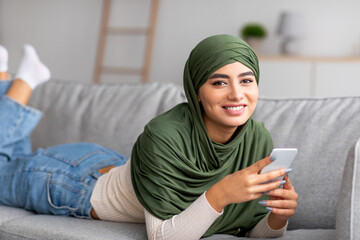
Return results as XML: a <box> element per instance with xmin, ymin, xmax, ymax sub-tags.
<box><xmin>245</xmin><ymin>37</ymin><xmax>263</xmax><ymax>54</ymax></box>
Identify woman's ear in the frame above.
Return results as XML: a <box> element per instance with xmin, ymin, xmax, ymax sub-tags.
<box><xmin>197</xmin><ymin>95</ymin><xmax>201</xmax><ymax>102</ymax></box>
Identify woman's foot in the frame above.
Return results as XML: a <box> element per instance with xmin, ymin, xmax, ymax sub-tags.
<box><xmin>15</xmin><ymin>44</ymin><xmax>51</xmax><ymax>89</ymax></box>
<box><xmin>0</xmin><ymin>45</ymin><xmax>9</xmax><ymax>80</ymax></box>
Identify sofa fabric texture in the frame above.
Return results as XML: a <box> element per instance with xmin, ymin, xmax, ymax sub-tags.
<box><xmin>0</xmin><ymin>80</ymin><xmax>359</xmax><ymax>240</ymax></box>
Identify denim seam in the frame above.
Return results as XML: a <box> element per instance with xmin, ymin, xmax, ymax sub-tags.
<box><xmin>4</xmin><ymin>104</ymin><xmax>25</xmax><ymax>145</ymax></box>
<box><xmin>17</xmin><ymin>156</ymin><xmax>120</xmax><ymax>181</ymax></box>
<box><xmin>50</xmin><ymin>179</ymin><xmax>87</xmax><ymax>195</ymax></box>
<box><xmin>3</xmin><ymin>95</ymin><xmax>42</xmax><ymax>115</ymax></box>
<box><xmin>14</xmin><ymin>168</ymin><xmax>82</xmax><ymax>182</ymax></box>
<box><xmin>46</xmin><ymin>173</ymin><xmax>79</xmax><ymax>211</ymax></box>
<box><xmin>84</xmin><ymin>157</ymin><xmax>121</xmax><ymax>180</ymax></box>
<box><xmin>42</xmin><ymin>150</ymin><xmax>107</xmax><ymax>167</ymax></box>
<box><xmin>0</xmin><ymin>169</ymin><xmax>81</xmax><ymax>183</ymax></box>
<box><xmin>1</xmin><ymin>96</ymin><xmax>42</xmax><ymax>146</ymax></box>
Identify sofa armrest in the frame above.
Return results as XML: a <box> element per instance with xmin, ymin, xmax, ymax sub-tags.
<box><xmin>336</xmin><ymin>138</ymin><xmax>360</xmax><ymax>240</ymax></box>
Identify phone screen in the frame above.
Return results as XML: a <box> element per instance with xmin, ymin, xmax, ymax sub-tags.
<box><xmin>261</xmin><ymin>148</ymin><xmax>297</xmax><ymax>181</ymax></box>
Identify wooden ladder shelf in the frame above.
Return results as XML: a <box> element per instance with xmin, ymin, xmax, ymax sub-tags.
<box><xmin>93</xmin><ymin>0</ymin><xmax>160</xmax><ymax>83</ymax></box>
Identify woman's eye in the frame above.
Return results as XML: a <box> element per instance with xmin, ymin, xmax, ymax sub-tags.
<box><xmin>212</xmin><ymin>81</ymin><xmax>226</xmax><ymax>86</ymax></box>
<box><xmin>240</xmin><ymin>79</ymin><xmax>253</xmax><ymax>84</ymax></box>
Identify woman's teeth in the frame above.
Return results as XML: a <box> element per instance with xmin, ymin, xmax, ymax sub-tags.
<box><xmin>224</xmin><ymin>106</ymin><xmax>244</xmax><ymax>111</ymax></box>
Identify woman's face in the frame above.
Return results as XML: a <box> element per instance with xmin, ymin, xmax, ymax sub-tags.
<box><xmin>197</xmin><ymin>62</ymin><xmax>259</xmax><ymax>142</ymax></box>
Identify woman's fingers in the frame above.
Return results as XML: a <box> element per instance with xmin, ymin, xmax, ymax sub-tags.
<box><xmin>267</xmin><ymin>208</ymin><xmax>295</xmax><ymax>216</ymax></box>
<box><xmin>245</xmin><ymin>156</ymin><xmax>290</xmax><ymax>184</ymax></box>
<box><xmin>248</xmin><ymin>168</ymin><xmax>288</xmax><ymax>186</ymax></box>
<box><xmin>259</xmin><ymin>199</ymin><xmax>297</xmax><ymax>209</ymax></box>
<box><xmin>259</xmin><ymin>175</ymin><xmax>298</xmax><ymax>221</ymax></box>
<box><xmin>250</xmin><ymin>179</ymin><xmax>286</xmax><ymax>194</ymax></box>
<box><xmin>248</xmin><ymin>156</ymin><xmax>273</xmax><ymax>173</ymax></box>
<box><xmin>260</xmin><ymin>188</ymin><xmax>297</xmax><ymax>219</ymax></box>
<box><xmin>225</xmin><ymin>158</ymin><xmax>294</xmax><ymax>205</ymax></box>
<box><xmin>266</xmin><ymin>187</ymin><xmax>298</xmax><ymax>201</ymax></box>
<box><xmin>282</xmin><ymin>174</ymin><xmax>295</xmax><ymax>191</ymax></box>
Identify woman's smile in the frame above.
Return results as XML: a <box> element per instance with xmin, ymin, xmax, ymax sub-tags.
<box><xmin>223</xmin><ymin>104</ymin><xmax>247</xmax><ymax>115</ymax></box>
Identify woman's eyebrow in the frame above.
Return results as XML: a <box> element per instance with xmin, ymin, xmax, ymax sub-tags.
<box><xmin>208</xmin><ymin>73</ymin><xmax>229</xmax><ymax>79</ymax></box>
<box><xmin>238</xmin><ymin>71</ymin><xmax>254</xmax><ymax>77</ymax></box>
<box><xmin>209</xmin><ymin>71</ymin><xmax>254</xmax><ymax>79</ymax></box>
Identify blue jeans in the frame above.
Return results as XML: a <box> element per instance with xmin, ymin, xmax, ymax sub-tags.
<box><xmin>0</xmin><ymin>80</ymin><xmax>128</xmax><ymax>218</ymax></box>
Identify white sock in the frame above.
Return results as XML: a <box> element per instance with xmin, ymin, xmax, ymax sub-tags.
<box><xmin>0</xmin><ymin>45</ymin><xmax>8</xmax><ymax>72</ymax></box>
<box><xmin>15</xmin><ymin>44</ymin><xmax>51</xmax><ymax>89</ymax></box>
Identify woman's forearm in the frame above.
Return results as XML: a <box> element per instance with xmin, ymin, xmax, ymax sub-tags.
<box><xmin>205</xmin><ymin>178</ymin><xmax>228</xmax><ymax>213</ymax></box>
<box><xmin>267</xmin><ymin>212</ymin><xmax>288</xmax><ymax>230</ymax></box>
<box><xmin>246</xmin><ymin>212</ymin><xmax>288</xmax><ymax>238</ymax></box>
<box><xmin>145</xmin><ymin>192</ymin><xmax>222</xmax><ymax>240</ymax></box>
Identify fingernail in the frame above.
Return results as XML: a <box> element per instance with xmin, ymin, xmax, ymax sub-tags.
<box><xmin>258</xmin><ymin>200</ymin><xmax>266</xmax><ymax>205</ymax></box>
<box><xmin>285</xmin><ymin>168</ymin><xmax>292</xmax><ymax>174</ymax></box>
<box><xmin>270</xmin><ymin>156</ymin><xmax>276</xmax><ymax>161</ymax></box>
<box><xmin>280</xmin><ymin>180</ymin><xmax>286</xmax><ymax>185</ymax></box>
<box><xmin>266</xmin><ymin>207</ymin><xmax>273</xmax><ymax>211</ymax></box>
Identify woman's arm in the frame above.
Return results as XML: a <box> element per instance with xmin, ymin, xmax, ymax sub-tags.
<box><xmin>145</xmin><ymin>191</ymin><xmax>289</xmax><ymax>240</ymax></box>
<box><xmin>246</xmin><ymin>212</ymin><xmax>288</xmax><ymax>238</ymax></box>
<box><xmin>145</xmin><ymin>192</ymin><xmax>222</xmax><ymax>240</ymax></box>
<box><xmin>145</xmin><ymin>157</ymin><xmax>296</xmax><ymax>239</ymax></box>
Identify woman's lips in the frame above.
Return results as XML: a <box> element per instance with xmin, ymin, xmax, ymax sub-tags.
<box><xmin>223</xmin><ymin>104</ymin><xmax>247</xmax><ymax>114</ymax></box>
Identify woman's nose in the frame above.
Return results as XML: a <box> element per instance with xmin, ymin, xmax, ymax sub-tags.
<box><xmin>228</xmin><ymin>85</ymin><xmax>244</xmax><ymax>101</ymax></box>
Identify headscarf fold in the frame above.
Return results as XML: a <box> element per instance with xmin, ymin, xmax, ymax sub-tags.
<box><xmin>131</xmin><ymin>34</ymin><xmax>273</xmax><ymax>237</ymax></box>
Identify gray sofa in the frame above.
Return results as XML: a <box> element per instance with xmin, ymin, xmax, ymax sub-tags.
<box><xmin>0</xmin><ymin>80</ymin><xmax>359</xmax><ymax>240</ymax></box>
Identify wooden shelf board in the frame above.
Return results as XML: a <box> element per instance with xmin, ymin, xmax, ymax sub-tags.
<box><xmin>259</xmin><ymin>55</ymin><xmax>360</xmax><ymax>62</ymax></box>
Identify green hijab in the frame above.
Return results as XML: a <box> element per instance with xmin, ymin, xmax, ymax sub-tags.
<box><xmin>131</xmin><ymin>34</ymin><xmax>273</xmax><ymax>237</ymax></box>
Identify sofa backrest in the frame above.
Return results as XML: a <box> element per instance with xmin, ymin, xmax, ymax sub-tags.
<box><xmin>29</xmin><ymin>81</ymin><xmax>186</xmax><ymax>157</ymax></box>
<box><xmin>253</xmin><ymin>97</ymin><xmax>360</xmax><ymax>230</ymax></box>
<box><xmin>29</xmin><ymin>81</ymin><xmax>360</xmax><ymax>230</ymax></box>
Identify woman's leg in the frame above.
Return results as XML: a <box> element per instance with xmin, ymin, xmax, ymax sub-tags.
<box><xmin>7</xmin><ymin>44</ymin><xmax>50</xmax><ymax>105</ymax></box>
<box><xmin>6</xmin><ymin>79</ymin><xmax>32</xmax><ymax>106</ymax></box>
<box><xmin>0</xmin><ymin>44</ymin><xmax>50</xmax><ymax>159</ymax></box>
<box><xmin>0</xmin><ymin>143</ymin><xmax>128</xmax><ymax>218</ymax></box>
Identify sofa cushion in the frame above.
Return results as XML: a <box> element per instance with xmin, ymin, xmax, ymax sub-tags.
<box><xmin>0</xmin><ymin>206</ymin><xmax>34</xmax><ymax>225</ymax></box>
<box><xmin>253</xmin><ymin>97</ymin><xmax>360</xmax><ymax>230</ymax></box>
<box><xmin>283</xmin><ymin>229</ymin><xmax>335</xmax><ymax>240</ymax></box>
<box><xmin>202</xmin><ymin>229</ymin><xmax>335</xmax><ymax>240</ymax></box>
<box><xmin>29</xmin><ymin>81</ymin><xmax>186</xmax><ymax>157</ymax></box>
<box><xmin>0</xmin><ymin>215</ymin><xmax>146</xmax><ymax>240</ymax></box>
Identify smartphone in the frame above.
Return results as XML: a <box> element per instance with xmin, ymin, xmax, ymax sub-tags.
<box><xmin>261</xmin><ymin>148</ymin><xmax>298</xmax><ymax>181</ymax></box>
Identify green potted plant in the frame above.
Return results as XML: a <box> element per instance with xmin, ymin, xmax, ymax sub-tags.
<box><xmin>240</xmin><ymin>23</ymin><xmax>267</xmax><ymax>53</ymax></box>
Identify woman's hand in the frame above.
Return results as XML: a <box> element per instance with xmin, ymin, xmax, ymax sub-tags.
<box><xmin>206</xmin><ymin>156</ymin><xmax>290</xmax><ymax>213</ymax></box>
<box><xmin>261</xmin><ymin>174</ymin><xmax>298</xmax><ymax>229</ymax></box>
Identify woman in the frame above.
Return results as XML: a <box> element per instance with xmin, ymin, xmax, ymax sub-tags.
<box><xmin>0</xmin><ymin>35</ymin><xmax>297</xmax><ymax>239</ymax></box>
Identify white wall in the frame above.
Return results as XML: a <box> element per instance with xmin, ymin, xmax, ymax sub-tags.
<box><xmin>0</xmin><ymin>0</ymin><xmax>101</xmax><ymax>82</ymax></box>
<box><xmin>151</xmin><ymin>0</ymin><xmax>360</xmax><ymax>86</ymax></box>
<box><xmin>1</xmin><ymin>0</ymin><xmax>360</xmax><ymax>96</ymax></box>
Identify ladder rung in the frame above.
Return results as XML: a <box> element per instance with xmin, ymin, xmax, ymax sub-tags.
<box><xmin>107</xmin><ymin>27</ymin><xmax>149</xmax><ymax>35</ymax></box>
<box><xmin>102</xmin><ymin>66</ymin><xmax>143</xmax><ymax>75</ymax></box>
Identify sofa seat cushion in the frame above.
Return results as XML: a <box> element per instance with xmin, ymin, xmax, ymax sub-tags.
<box><xmin>203</xmin><ymin>229</ymin><xmax>335</xmax><ymax>240</ymax></box>
<box><xmin>283</xmin><ymin>229</ymin><xmax>335</xmax><ymax>240</ymax></box>
<box><xmin>0</xmin><ymin>206</ymin><xmax>34</xmax><ymax>225</ymax></box>
<box><xmin>0</xmin><ymin>212</ymin><xmax>146</xmax><ymax>240</ymax></box>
